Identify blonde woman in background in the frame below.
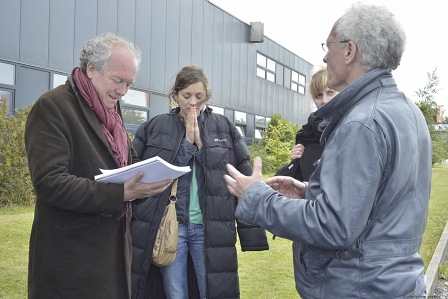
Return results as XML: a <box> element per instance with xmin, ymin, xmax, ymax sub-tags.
<box><xmin>275</xmin><ymin>65</ymin><xmax>338</xmax><ymax>181</ymax></box>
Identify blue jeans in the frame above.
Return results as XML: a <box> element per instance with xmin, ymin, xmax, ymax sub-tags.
<box><xmin>160</xmin><ymin>223</ymin><xmax>206</xmax><ymax>299</ymax></box>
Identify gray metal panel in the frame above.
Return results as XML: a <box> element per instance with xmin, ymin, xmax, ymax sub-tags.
<box><xmin>221</xmin><ymin>14</ymin><xmax>233</xmax><ymax>108</ymax></box>
<box><xmin>133</xmin><ymin>0</ymin><xmax>152</xmax><ymax>89</ymax></box>
<box><xmin>249</xmin><ymin>47</ymin><xmax>258</xmax><ymax>115</ymax></box>
<box><xmin>259</xmin><ymin>79</ymin><xmax>267</xmax><ymax>116</ymax></box>
<box><xmin>165</xmin><ymin>0</ymin><xmax>181</xmax><ymax>91</ymax></box>
<box><xmin>150</xmin><ymin>0</ymin><xmax>167</xmax><ymax>92</ymax></box>
<box><xmin>283</xmin><ymin>67</ymin><xmax>291</xmax><ymax>89</ymax></box>
<box><xmin>117</xmin><ymin>0</ymin><xmax>136</xmax><ymax>40</ymax></box>
<box><xmin>49</xmin><ymin>0</ymin><xmax>75</xmax><ymax>72</ymax></box>
<box><xmin>74</xmin><ymin>0</ymin><xmax>98</xmax><ymax>69</ymax></box>
<box><xmin>179</xmin><ymin>0</ymin><xmax>193</xmax><ymax>68</ymax></box>
<box><xmin>0</xmin><ymin>1</ymin><xmax>20</xmax><ymax>61</ymax></box>
<box><xmin>98</xmin><ymin>0</ymin><xmax>118</xmax><ymax>34</ymax></box>
<box><xmin>276</xmin><ymin>63</ymin><xmax>284</xmax><ymax>87</ymax></box>
<box><xmin>1</xmin><ymin>0</ymin><xmax>314</xmax><ymax>127</ymax></box>
<box><xmin>149</xmin><ymin>93</ymin><xmax>170</xmax><ymax>119</ymax></box>
<box><xmin>238</xmin><ymin>26</ymin><xmax>250</xmax><ymax>111</ymax></box>
<box><xmin>211</xmin><ymin>6</ymin><xmax>224</xmax><ymax>107</ymax></box>
<box><xmin>201</xmin><ymin>2</ymin><xmax>214</xmax><ymax>89</ymax></box>
<box><xmin>224</xmin><ymin>109</ymin><xmax>233</xmax><ymax>123</ymax></box>
<box><xmin>20</xmin><ymin>0</ymin><xmax>50</xmax><ymax>66</ymax></box>
<box><xmin>16</xmin><ymin>67</ymin><xmax>50</xmax><ymax>109</ymax></box>
<box><xmin>230</xmin><ymin>20</ymin><xmax>241</xmax><ymax>110</ymax></box>
<box><xmin>191</xmin><ymin>0</ymin><xmax>204</xmax><ymax>66</ymax></box>
<box><xmin>246</xmin><ymin>113</ymin><xmax>255</xmax><ymax>141</ymax></box>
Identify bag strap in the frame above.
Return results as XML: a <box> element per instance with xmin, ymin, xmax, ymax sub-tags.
<box><xmin>169</xmin><ymin>179</ymin><xmax>178</xmax><ymax>202</ymax></box>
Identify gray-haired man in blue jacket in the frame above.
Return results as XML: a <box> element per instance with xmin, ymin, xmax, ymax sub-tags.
<box><xmin>224</xmin><ymin>3</ymin><xmax>431</xmax><ymax>298</ymax></box>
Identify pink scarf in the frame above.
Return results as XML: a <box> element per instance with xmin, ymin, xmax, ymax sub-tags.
<box><xmin>73</xmin><ymin>68</ymin><xmax>128</xmax><ymax>168</ymax></box>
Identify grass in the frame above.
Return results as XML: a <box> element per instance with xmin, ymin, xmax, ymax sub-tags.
<box><xmin>420</xmin><ymin>163</ymin><xmax>448</xmax><ymax>272</ymax></box>
<box><xmin>0</xmin><ymin>205</ymin><xmax>33</xmax><ymax>299</ymax></box>
<box><xmin>0</xmin><ymin>164</ymin><xmax>447</xmax><ymax>298</ymax></box>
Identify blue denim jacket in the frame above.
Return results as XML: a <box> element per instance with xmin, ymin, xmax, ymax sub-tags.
<box><xmin>236</xmin><ymin>69</ymin><xmax>432</xmax><ymax>298</ymax></box>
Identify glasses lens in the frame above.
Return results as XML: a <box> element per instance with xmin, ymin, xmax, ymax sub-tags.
<box><xmin>322</xmin><ymin>43</ymin><xmax>328</xmax><ymax>52</ymax></box>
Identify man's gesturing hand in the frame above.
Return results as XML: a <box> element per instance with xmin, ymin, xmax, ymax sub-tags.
<box><xmin>224</xmin><ymin>156</ymin><xmax>263</xmax><ymax>200</ymax></box>
<box><xmin>265</xmin><ymin>176</ymin><xmax>306</xmax><ymax>199</ymax></box>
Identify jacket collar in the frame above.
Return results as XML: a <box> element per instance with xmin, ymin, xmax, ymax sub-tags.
<box><xmin>316</xmin><ymin>68</ymin><xmax>395</xmax><ymax>144</ymax></box>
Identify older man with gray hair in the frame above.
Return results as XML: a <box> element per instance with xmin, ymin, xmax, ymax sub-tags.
<box><xmin>26</xmin><ymin>33</ymin><xmax>172</xmax><ymax>299</ymax></box>
<box><xmin>224</xmin><ymin>3</ymin><xmax>432</xmax><ymax>298</ymax></box>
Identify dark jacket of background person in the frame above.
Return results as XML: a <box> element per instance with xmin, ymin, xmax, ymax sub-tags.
<box><xmin>130</xmin><ymin>106</ymin><xmax>269</xmax><ymax>299</ymax></box>
<box><xmin>235</xmin><ymin>69</ymin><xmax>432</xmax><ymax>298</ymax></box>
<box><xmin>275</xmin><ymin>112</ymin><xmax>324</xmax><ymax>182</ymax></box>
<box><xmin>25</xmin><ymin>73</ymin><xmax>138</xmax><ymax>299</ymax></box>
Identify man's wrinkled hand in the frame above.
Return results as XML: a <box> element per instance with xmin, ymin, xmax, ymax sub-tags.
<box><xmin>123</xmin><ymin>172</ymin><xmax>172</xmax><ymax>201</ymax></box>
<box><xmin>224</xmin><ymin>156</ymin><xmax>263</xmax><ymax>200</ymax></box>
<box><xmin>265</xmin><ymin>176</ymin><xmax>306</xmax><ymax>199</ymax></box>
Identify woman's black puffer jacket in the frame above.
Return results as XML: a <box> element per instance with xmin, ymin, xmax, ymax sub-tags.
<box><xmin>130</xmin><ymin>107</ymin><xmax>269</xmax><ymax>299</ymax></box>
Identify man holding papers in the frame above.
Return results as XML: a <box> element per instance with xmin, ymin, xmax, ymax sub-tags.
<box><xmin>25</xmin><ymin>33</ymin><xmax>171</xmax><ymax>299</ymax></box>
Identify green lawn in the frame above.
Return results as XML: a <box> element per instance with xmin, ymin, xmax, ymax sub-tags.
<box><xmin>1</xmin><ymin>164</ymin><xmax>447</xmax><ymax>298</ymax></box>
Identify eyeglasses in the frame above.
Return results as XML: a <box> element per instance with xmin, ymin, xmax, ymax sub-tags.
<box><xmin>321</xmin><ymin>40</ymin><xmax>350</xmax><ymax>52</ymax></box>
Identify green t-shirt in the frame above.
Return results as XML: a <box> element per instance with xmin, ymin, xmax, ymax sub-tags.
<box><xmin>189</xmin><ymin>161</ymin><xmax>203</xmax><ymax>224</ymax></box>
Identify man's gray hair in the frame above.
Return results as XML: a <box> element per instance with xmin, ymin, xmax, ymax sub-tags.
<box><xmin>79</xmin><ymin>32</ymin><xmax>142</xmax><ymax>73</ymax></box>
<box><xmin>336</xmin><ymin>2</ymin><xmax>406</xmax><ymax>71</ymax></box>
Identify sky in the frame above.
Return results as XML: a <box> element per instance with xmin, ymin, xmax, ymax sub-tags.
<box><xmin>209</xmin><ymin>0</ymin><xmax>448</xmax><ymax>111</ymax></box>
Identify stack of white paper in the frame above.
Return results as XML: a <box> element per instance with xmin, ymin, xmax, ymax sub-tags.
<box><xmin>94</xmin><ymin>156</ymin><xmax>190</xmax><ymax>184</ymax></box>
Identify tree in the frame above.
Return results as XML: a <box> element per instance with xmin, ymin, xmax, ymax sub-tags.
<box><xmin>415</xmin><ymin>68</ymin><xmax>439</xmax><ymax>125</ymax></box>
<box><xmin>414</xmin><ymin>68</ymin><xmax>448</xmax><ymax>165</ymax></box>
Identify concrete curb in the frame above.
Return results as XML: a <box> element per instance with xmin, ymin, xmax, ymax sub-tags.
<box><xmin>426</xmin><ymin>221</ymin><xmax>448</xmax><ymax>296</ymax></box>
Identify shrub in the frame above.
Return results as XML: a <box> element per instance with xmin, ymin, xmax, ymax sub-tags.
<box><xmin>430</xmin><ymin>126</ymin><xmax>448</xmax><ymax>165</ymax></box>
<box><xmin>439</xmin><ymin>264</ymin><xmax>448</xmax><ymax>280</ymax></box>
<box><xmin>248</xmin><ymin>113</ymin><xmax>300</xmax><ymax>174</ymax></box>
<box><xmin>0</xmin><ymin>97</ymin><xmax>35</xmax><ymax>206</ymax></box>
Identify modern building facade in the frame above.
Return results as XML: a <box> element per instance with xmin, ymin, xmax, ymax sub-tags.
<box><xmin>0</xmin><ymin>0</ymin><xmax>314</xmax><ymax>142</ymax></box>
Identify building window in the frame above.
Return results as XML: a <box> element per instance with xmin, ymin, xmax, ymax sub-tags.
<box><xmin>0</xmin><ymin>89</ymin><xmax>13</xmax><ymax>114</ymax></box>
<box><xmin>255</xmin><ymin>115</ymin><xmax>265</xmax><ymax>127</ymax></box>
<box><xmin>53</xmin><ymin>73</ymin><xmax>67</xmax><ymax>88</ymax></box>
<box><xmin>236</xmin><ymin>126</ymin><xmax>246</xmax><ymax>138</ymax></box>
<box><xmin>256</xmin><ymin>53</ymin><xmax>275</xmax><ymax>82</ymax></box>
<box><xmin>255</xmin><ymin>115</ymin><xmax>267</xmax><ymax>140</ymax></box>
<box><xmin>0</xmin><ymin>62</ymin><xmax>15</xmax><ymax>85</ymax></box>
<box><xmin>120</xmin><ymin>89</ymin><xmax>150</xmax><ymax>126</ymax></box>
<box><xmin>291</xmin><ymin>82</ymin><xmax>298</xmax><ymax>92</ymax></box>
<box><xmin>234</xmin><ymin>111</ymin><xmax>247</xmax><ymax>124</ymax></box>
<box><xmin>291</xmin><ymin>70</ymin><xmax>306</xmax><ymax>94</ymax></box>
<box><xmin>256</xmin><ymin>54</ymin><xmax>305</xmax><ymax>93</ymax></box>
<box><xmin>0</xmin><ymin>62</ymin><xmax>15</xmax><ymax>114</ymax></box>
<box><xmin>121</xmin><ymin>107</ymin><xmax>148</xmax><ymax>125</ymax></box>
<box><xmin>234</xmin><ymin>110</ymin><xmax>247</xmax><ymax>138</ymax></box>
<box><xmin>254</xmin><ymin>128</ymin><xmax>264</xmax><ymax>139</ymax></box>
<box><xmin>299</xmin><ymin>73</ymin><xmax>306</xmax><ymax>86</ymax></box>
<box><xmin>121</xmin><ymin>89</ymin><xmax>149</xmax><ymax>107</ymax></box>
<box><xmin>208</xmin><ymin>105</ymin><xmax>224</xmax><ymax>115</ymax></box>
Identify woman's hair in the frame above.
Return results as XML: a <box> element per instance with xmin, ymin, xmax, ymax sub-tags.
<box><xmin>168</xmin><ymin>65</ymin><xmax>212</xmax><ymax>105</ymax></box>
<box><xmin>336</xmin><ymin>2</ymin><xmax>406</xmax><ymax>71</ymax></box>
<box><xmin>79</xmin><ymin>32</ymin><xmax>142</xmax><ymax>73</ymax></box>
<box><xmin>309</xmin><ymin>65</ymin><xmax>328</xmax><ymax>99</ymax></box>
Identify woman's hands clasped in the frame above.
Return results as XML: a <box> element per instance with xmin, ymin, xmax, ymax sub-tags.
<box><xmin>184</xmin><ymin>107</ymin><xmax>202</xmax><ymax>149</ymax></box>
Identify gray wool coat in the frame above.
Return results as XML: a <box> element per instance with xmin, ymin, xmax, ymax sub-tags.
<box><xmin>25</xmin><ymin>69</ymin><xmax>138</xmax><ymax>299</ymax></box>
